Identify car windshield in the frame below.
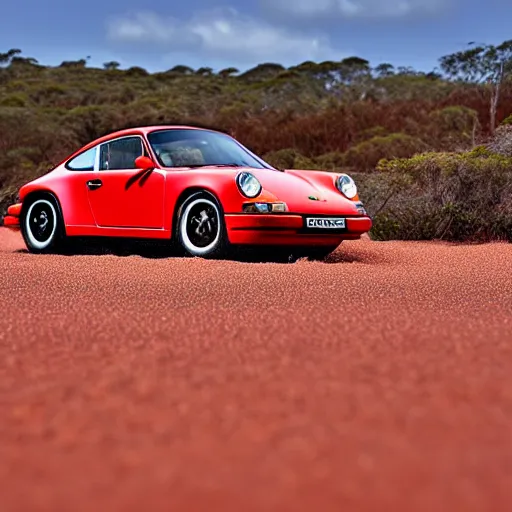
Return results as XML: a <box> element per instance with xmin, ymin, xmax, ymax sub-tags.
<box><xmin>147</xmin><ymin>129</ymin><xmax>272</xmax><ymax>169</ymax></box>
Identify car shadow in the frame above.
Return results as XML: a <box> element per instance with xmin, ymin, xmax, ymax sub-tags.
<box><xmin>14</xmin><ymin>241</ymin><xmax>323</xmax><ymax>263</ymax></box>
<box><xmin>14</xmin><ymin>239</ymin><xmax>173</xmax><ymax>259</ymax></box>
<box><xmin>13</xmin><ymin>238</ymin><xmax>384</xmax><ymax>264</ymax></box>
<box><xmin>68</xmin><ymin>239</ymin><xmax>176</xmax><ymax>259</ymax></box>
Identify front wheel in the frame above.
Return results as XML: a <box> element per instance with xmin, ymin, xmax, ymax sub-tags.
<box><xmin>21</xmin><ymin>195</ymin><xmax>67</xmax><ymax>254</ymax></box>
<box><xmin>176</xmin><ymin>192</ymin><xmax>229</xmax><ymax>258</ymax></box>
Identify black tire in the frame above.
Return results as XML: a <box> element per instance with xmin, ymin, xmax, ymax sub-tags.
<box><xmin>20</xmin><ymin>194</ymin><xmax>67</xmax><ymax>254</ymax></box>
<box><xmin>175</xmin><ymin>192</ymin><xmax>229</xmax><ymax>259</ymax></box>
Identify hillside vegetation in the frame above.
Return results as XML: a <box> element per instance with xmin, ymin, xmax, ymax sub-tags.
<box><xmin>1</xmin><ymin>44</ymin><xmax>511</xmax><ymax>242</ymax></box>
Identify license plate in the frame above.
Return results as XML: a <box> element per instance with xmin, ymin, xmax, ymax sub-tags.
<box><xmin>306</xmin><ymin>217</ymin><xmax>346</xmax><ymax>229</ymax></box>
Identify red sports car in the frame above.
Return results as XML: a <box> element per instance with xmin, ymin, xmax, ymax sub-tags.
<box><xmin>4</xmin><ymin>125</ymin><xmax>372</xmax><ymax>259</ymax></box>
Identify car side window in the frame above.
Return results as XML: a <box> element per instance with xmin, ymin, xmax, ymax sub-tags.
<box><xmin>67</xmin><ymin>147</ymin><xmax>97</xmax><ymax>171</ymax></box>
<box><xmin>99</xmin><ymin>137</ymin><xmax>144</xmax><ymax>171</ymax></box>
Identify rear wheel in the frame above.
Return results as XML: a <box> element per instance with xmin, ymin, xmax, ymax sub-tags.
<box><xmin>21</xmin><ymin>195</ymin><xmax>67</xmax><ymax>254</ymax></box>
<box><xmin>176</xmin><ymin>192</ymin><xmax>229</xmax><ymax>258</ymax></box>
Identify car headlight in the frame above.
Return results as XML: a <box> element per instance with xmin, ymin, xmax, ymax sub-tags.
<box><xmin>236</xmin><ymin>171</ymin><xmax>262</xmax><ymax>198</ymax></box>
<box><xmin>336</xmin><ymin>174</ymin><xmax>357</xmax><ymax>199</ymax></box>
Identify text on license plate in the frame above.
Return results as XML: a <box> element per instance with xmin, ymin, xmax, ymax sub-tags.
<box><xmin>306</xmin><ymin>218</ymin><xmax>346</xmax><ymax>229</ymax></box>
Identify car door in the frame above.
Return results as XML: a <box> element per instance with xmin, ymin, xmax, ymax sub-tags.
<box><xmin>86</xmin><ymin>135</ymin><xmax>165</xmax><ymax>229</ymax></box>
<box><xmin>61</xmin><ymin>145</ymin><xmax>99</xmax><ymax>227</ymax></box>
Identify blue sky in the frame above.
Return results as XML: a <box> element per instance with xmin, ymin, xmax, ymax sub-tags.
<box><xmin>1</xmin><ymin>0</ymin><xmax>510</xmax><ymax>73</ymax></box>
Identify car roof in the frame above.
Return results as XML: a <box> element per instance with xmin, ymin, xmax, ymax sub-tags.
<box><xmin>91</xmin><ymin>125</ymin><xmax>224</xmax><ymax>146</ymax></box>
<box><xmin>112</xmin><ymin>125</ymin><xmax>224</xmax><ymax>137</ymax></box>
<box><xmin>65</xmin><ymin>125</ymin><xmax>228</xmax><ymax>163</ymax></box>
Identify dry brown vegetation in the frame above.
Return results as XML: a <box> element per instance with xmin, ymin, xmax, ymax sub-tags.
<box><xmin>1</xmin><ymin>50</ymin><xmax>511</xmax><ymax>241</ymax></box>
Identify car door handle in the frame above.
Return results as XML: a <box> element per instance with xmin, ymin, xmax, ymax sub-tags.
<box><xmin>86</xmin><ymin>179</ymin><xmax>103</xmax><ymax>190</ymax></box>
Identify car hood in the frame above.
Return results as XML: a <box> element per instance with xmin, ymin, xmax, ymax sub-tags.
<box><xmin>248</xmin><ymin>168</ymin><xmax>361</xmax><ymax>215</ymax></box>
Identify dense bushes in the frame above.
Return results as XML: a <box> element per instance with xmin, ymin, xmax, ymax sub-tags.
<box><xmin>428</xmin><ymin>106</ymin><xmax>480</xmax><ymax>149</ymax></box>
<box><xmin>365</xmin><ymin>149</ymin><xmax>512</xmax><ymax>242</ymax></box>
<box><xmin>486</xmin><ymin>124</ymin><xmax>512</xmax><ymax>156</ymax></box>
<box><xmin>0</xmin><ymin>57</ymin><xmax>511</xmax><ymax>242</ymax></box>
<box><xmin>262</xmin><ymin>148</ymin><xmax>316</xmax><ymax>170</ymax></box>
<box><xmin>341</xmin><ymin>133</ymin><xmax>429</xmax><ymax>172</ymax></box>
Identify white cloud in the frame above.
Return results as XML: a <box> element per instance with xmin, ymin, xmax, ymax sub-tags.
<box><xmin>107</xmin><ymin>8</ymin><xmax>341</xmax><ymax>68</ymax></box>
<box><xmin>262</xmin><ymin>0</ymin><xmax>445</xmax><ymax>19</ymax></box>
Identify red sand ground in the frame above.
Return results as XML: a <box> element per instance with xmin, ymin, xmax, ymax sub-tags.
<box><xmin>1</xmin><ymin>228</ymin><xmax>511</xmax><ymax>512</ymax></box>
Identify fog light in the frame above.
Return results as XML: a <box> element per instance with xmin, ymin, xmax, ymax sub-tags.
<box><xmin>243</xmin><ymin>202</ymin><xmax>269</xmax><ymax>213</ymax></box>
<box><xmin>270</xmin><ymin>202</ymin><xmax>287</xmax><ymax>212</ymax></box>
<box><xmin>243</xmin><ymin>201</ymin><xmax>288</xmax><ymax>213</ymax></box>
<box><xmin>255</xmin><ymin>203</ymin><xmax>270</xmax><ymax>212</ymax></box>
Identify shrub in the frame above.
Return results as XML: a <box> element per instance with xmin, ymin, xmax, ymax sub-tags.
<box><xmin>355</xmin><ymin>125</ymin><xmax>388</xmax><ymax>142</ymax></box>
<box><xmin>218</xmin><ymin>101</ymin><xmax>253</xmax><ymax>122</ymax></box>
<box><xmin>500</xmin><ymin>114</ymin><xmax>512</xmax><ymax>125</ymax></box>
<box><xmin>428</xmin><ymin>105</ymin><xmax>479</xmax><ymax>148</ymax></box>
<box><xmin>29</xmin><ymin>84</ymin><xmax>70</xmax><ymax>106</ymax></box>
<box><xmin>341</xmin><ymin>133</ymin><xmax>429</xmax><ymax>172</ymax></box>
<box><xmin>5</xmin><ymin>80</ymin><xmax>26</xmax><ymax>92</ymax></box>
<box><xmin>0</xmin><ymin>92</ymin><xmax>27</xmax><ymax>107</ymax></box>
<box><xmin>64</xmin><ymin>105</ymin><xmax>117</xmax><ymax>144</ymax></box>
<box><xmin>125</xmin><ymin>66</ymin><xmax>149</xmax><ymax>77</ymax></box>
<box><xmin>485</xmin><ymin>124</ymin><xmax>512</xmax><ymax>156</ymax></box>
<box><xmin>429</xmin><ymin>105</ymin><xmax>478</xmax><ymax>133</ymax></box>
<box><xmin>262</xmin><ymin>148</ymin><xmax>317</xmax><ymax>170</ymax></box>
<box><xmin>367</xmin><ymin>151</ymin><xmax>512</xmax><ymax>241</ymax></box>
<box><xmin>314</xmin><ymin>151</ymin><xmax>345</xmax><ymax>170</ymax></box>
<box><xmin>1</xmin><ymin>54</ymin><xmax>512</xmax><ymax>241</ymax></box>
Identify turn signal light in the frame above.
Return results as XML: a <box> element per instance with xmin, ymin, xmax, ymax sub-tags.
<box><xmin>243</xmin><ymin>202</ymin><xmax>287</xmax><ymax>213</ymax></box>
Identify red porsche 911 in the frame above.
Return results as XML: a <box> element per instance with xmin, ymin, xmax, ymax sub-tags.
<box><xmin>4</xmin><ymin>125</ymin><xmax>372</xmax><ymax>259</ymax></box>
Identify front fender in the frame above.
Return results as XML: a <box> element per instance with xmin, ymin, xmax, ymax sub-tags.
<box><xmin>163</xmin><ymin>169</ymin><xmax>278</xmax><ymax>231</ymax></box>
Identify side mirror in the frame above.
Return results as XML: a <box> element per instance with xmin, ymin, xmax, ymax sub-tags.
<box><xmin>135</xmin><ymin>155</ymin><xmax>155</xmax><ymax>171</ymax></box>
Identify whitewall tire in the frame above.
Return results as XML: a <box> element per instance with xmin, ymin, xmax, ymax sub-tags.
<box><xmin>21</xmin><ymin>196</ymin><xmax>66</xmax><ymax>254</ymax></box>
<box><xmin>177</xmin><ymin>193</ymin><xmax>228</xmax><ymax>258</ymax></box>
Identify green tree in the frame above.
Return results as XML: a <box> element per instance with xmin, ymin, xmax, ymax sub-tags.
<box><xmin>59</xmin><ymin>59</ymin><xmax>87</xmax><ymax>68</ymax></box>
<box><xmin>169</xmin><ymin>65</ymin><xmax>194</xmax><ymax>75</ymax></box>
<box><xmin>196</xmin><ymin>67</ymin><xmax>213</xmax><ymax>76</ymax></box>
<box><xmin>374</xmin><ymin>63</ymin><xmax>395</xmax><ymax>78</ymax></box>
<box><xmin>103</xmin><ymin>61</ymin><xmax>120</xmax><ymax>70</ymax></box>
<box><xmin>396</xmin><ymin>66</ymin><xmax>418</xmax><ymax>76</ymax></box>
<box><xmin>339</xmin><ymin>57</ymin><xmax>371</xmax><ymax>86</ymax></box>
<box><xmin>290</xmin><ymin>59</ymin><xmax>368</xmax><ymax>92</ymax></box>
<box><xmin>11</xmin><ymin>56</ymin><xmax>39</xmax><ymax>66</ymax></box>
<box><xmin>126</xmin><ymin>66</ymin><xmax>148</xmax><ymax>76</ymax></box>
<box><xmin>440</xmin><ymin>40</ymin><xmax>512</xmax><ymax>134</ymax></box>
<box><xmin>0</xmin><ymin>48</ymin><xmax>21</xmax><ymax>66</ymax></box>
<box><xmin>425</xmin><ymin>70</ymin><xmax>442</xmax><ymax>80</ymax></box>
<box><xmin>218</xmin><ymin>67</ymin><xmax>239</xmax><ymax>78</ymax></box>
<box><xmin>340</xmin><ymin>57</ymin><xmax>370</xmax><ymax>74</ymax></box>
<box><xmin>239</xmin><ymin>63</ymin><xmax>284</xmax><ymax>81</ymax></box>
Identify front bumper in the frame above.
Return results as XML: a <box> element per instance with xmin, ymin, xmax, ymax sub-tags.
<box><xmin>3</xmin><ymin>203</ymin><xmax>22</xmax><ymax>230</ymax></box>
<box><xmin>225</xmin><ymin>213</ymin><xmax>372</xmax><ymax>246</ymax></box>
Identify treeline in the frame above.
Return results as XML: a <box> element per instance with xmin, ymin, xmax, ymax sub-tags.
<box><xmin>0</xmin><ymin>44</ymin><xmax>511</xmax><ymax>242</ymax></box>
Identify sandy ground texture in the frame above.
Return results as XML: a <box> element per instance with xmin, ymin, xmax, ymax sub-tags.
<box><xmin>1</xmin><ymin>227</ymin><xmax>512</xmax><ymax>512</ymax></box>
